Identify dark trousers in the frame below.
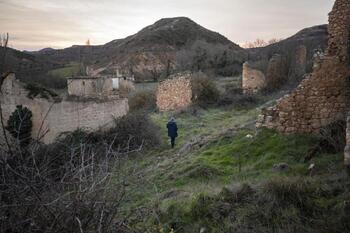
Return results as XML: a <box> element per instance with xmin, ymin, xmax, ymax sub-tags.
<box><xmin>170</xmin><ymin>137</ymin><xmax>176</xmax><ymax>148</ymax></box>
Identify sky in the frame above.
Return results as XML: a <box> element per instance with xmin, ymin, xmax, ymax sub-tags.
<box><xmin>0</xmin><ymin>0</ymin><xmax>334</xmax><ymax>51</ymax></box>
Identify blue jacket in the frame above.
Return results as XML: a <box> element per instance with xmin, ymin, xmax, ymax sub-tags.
<box><xmin>167</xmin><ymin>121</ymin><xmax>178</xmax><ymax>138</ymax></box>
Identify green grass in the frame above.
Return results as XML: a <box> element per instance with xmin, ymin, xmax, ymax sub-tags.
<box><xmin>47</xmin><ymin>62</ymin><xmax>81</xmax><ymax>78</ymax></box>
<box><xmin>110</xmin><ymin>102</ymin><xmax>349</xmax><ymax>232</ymax></box>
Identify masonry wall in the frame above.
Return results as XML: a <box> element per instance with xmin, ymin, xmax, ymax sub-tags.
<box><xmin>156</xmin><ymin>73</ymin><xmax>192</xmax><ymax>111</ymax></box>
<box><xmin>67</xmin><ymin>77</ymin><xmax>114</xmax><ymax>98</ymax></box>
<box><xmin>257</xmin><ymin>0</ymin><xmax>350</xmax><ymax>134</ymax></box>
<box><xmin>1</xmin><ymin>74</ymin><xmax>129</xmax><ymax>144</ymax></box>
<box><xmin>242</xmin><ymin>62</ymin><xmax>266</xmax><ymax>94</ymax></box>
<box><xmin>294</xmin><ymin>45</ymin><xmax>307</xmax><ymax>78</ymax></box>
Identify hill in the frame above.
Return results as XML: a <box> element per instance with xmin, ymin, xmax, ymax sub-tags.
<box><xmin>3</xmin><ymin>21</ymin><xmax>328</xmax><ymax>85</ymax></box>
<box><xmin>32</xmin><ymin>17</ymin><xmax>247</xmax><ymax>81</ymax></box>
<box><xmin>247</xmin><ymin>24</ymin><xmax>328</xmax><ymax>85</ymax></box>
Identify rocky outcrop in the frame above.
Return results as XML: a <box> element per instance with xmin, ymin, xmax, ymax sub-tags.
<box><xmin>156</xmin><ymin>72</ymin><xmax>192</xmax><ymax>111</ymax></box>
<box><xmin>257</xmin><ymin>0</ymin><xmax>350</xmax><ymax>134</ymax></box>
<box><xmin>242</xmin><ymin>62</ymin><xmax>266</xmax><ymax>93</ymax></box>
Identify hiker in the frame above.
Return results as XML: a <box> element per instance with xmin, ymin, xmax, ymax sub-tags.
<box><xmin>167</xmin><ymin>117</ymin><xmax>178</xmax><ymax>148</ymax></box>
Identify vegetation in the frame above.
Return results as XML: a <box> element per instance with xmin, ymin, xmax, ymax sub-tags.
<box><xmin>191</xmin><ymin>74</ymin><xmax>220</xmax><ymax>107</ymax></box>
<box><xmin>129</xmin><ymin>90</ymin><xmax>157</xmax><ymax>112</ymax></box>
<box><xmin>6</xmin><ymin>105</ymin><xmax>33</xmax><ymax>147</ymax></box>
<box><xmin>47</xmin><ymin>62</ymin><xmax>82</xmax><ymax>78</ymax></box>
<box><xmin>25</xmin><ymin>83</ymin><xmax>59</xmax><ymax>100</ymax></box>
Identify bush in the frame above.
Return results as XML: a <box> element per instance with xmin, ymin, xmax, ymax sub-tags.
<box><xmin>217</xmin><ymin>86</ymin><xmax>262</xmax><ymax>108</ymax></box>
<box><xmin>25</xmin><ymin>83</ymin><xmax>59</xmax><ymax>100</ymax></box>
<box><xmin>58</xmin><ymin>111</ymin><xmax>161</xmax><ymax>152</ymax></box>
<box><xmin>129</xmin><ymin>90</ymin><xmax>156</xmax><ymax>112</ymax></box>
<box><xmin>6</xmin><ymin>105</ymin><xmax>33</xmax><ymax>147</ymax></box>
<box><xmin>191</xmin><ymin>74</ymin><xmax>220</xmax><ymax>107</ymax></box>
<box><xmin>19</xmin><ymin>73</ymin><xmax>67</xmax><ymax>90</ymax></box>
<box><xmin>318</xmin><ymin>120</ymin><xmax>346</xmax><ymax>153</ymax></box>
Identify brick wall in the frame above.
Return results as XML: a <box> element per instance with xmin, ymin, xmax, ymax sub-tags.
<box><xmin>0</xmin><ymin>74</ymin><xmax>128</xmax><ymax>144</ymax></box>
<box><xmin>257</xmin><ymin>0</ymin><xmax>350</xmax><ymax>134</ymax></box>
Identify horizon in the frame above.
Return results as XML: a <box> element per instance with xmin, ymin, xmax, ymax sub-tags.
<box><xmin>0</xmin><ymin>0</ymin><xmax>333</xmax><ymax>51</ymax></box>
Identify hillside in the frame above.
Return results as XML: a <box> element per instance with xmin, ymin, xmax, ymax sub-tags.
<box><xmin>31</xmin><ymin>17</ymin><xmax>247</xmax><ymax>81</ymax></box>
<box><xmin>247</xmin><ymin>24</ymin><xmax>328</xmax><ymax>85</ymax></box>
<box><xmin>3</xmin><ymin>22</ymin><xmax>328</xmax><ymax>85</ymax></box>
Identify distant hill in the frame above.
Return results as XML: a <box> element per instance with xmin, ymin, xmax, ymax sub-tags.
<box><xmin>30</xmin><ymin>17</ymin><xmax>247</xmax><ymax>81</ymax></box>
<box><xmin>247</xmin><ymin>24</ymin><xmax>328</xmax><ymax>84</ymax></box>
<box><xmin>2</xmin><ymin>21</ymin><xmax>328</xmax><ymax>85</ymax></box>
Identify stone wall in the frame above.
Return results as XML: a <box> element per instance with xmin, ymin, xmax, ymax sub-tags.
<box><xmin>156</xmin><ymin>73</ymin><xmax>192</xmax><ymax>111</ymax></box>
<box><xmin>67</xmin><ymin>76</ymin><xmax>115</xmax><ymax>98</ymax></box>
<box><xmin>257</xmin><ymin>0</ymin><xmax>350</xmax><ymax>134</ymax></box>
<box><xmin>294</xmin><ymin>45</ymin><xmax>307</xmax><ymax>78</ymax></box>
<box><xmin>266</xmin><ymin>54</ymin><xmax>287</xmax><ymax>90</ymax></box>
<box><xmin>345</xmin><ymin>113</ymin><xmax>350</xmax><ymax>170</ymax></box>
<box><xmin>242</xmin><ymin>62</ymin><xmax>266</xmax><ymax>94</ymax></box>
<box><xmin>1</xmin><ymin>74</ymin><xmax>129</xmax><ymax>144</ymax></box>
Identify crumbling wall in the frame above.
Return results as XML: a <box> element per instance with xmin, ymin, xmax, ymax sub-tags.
<box><xmin>1</xmin><ymin>74</ymin><xmax>128</xmax><ymax>144</ymax></box>
<box><xmin>294</xmin><ymin>45</ymin><xmax>307</xmax><ymax>78</ymax></box>
<box><xmin>67</xmin><ymin>77</ymin><xmax>114</xmax><ymax>98</ymax></box>
<box><xmin>266</xmin><ymin>54</ymin><xmax>287</xmax><ymax>90</ymax></box>
<box><xmin>156</xmin><ymin>73</ymin><xmax>192</xmax><ymax>111</ymax></box>
<box><xmin>345</xmin><ymin>113</ymin><xmax>350</xmax><ymax>170</ymax></box>
<box><xmin>242</xmin><ymin>62</ymin><xmax>266</xmax><ymax>94</ymax></box>
<box><xmin>257</xmin><ymin>0</ymin><xmax>350</xmax><ymax>134</ymax></box>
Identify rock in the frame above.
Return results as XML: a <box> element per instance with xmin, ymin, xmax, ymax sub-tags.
<box><xmin>178</xmin><ymin>143</ymin><xmax>192</xmax><ymax>155</ymax></box>
<box><xmin>273</xmin><ymin>163</ymin><xmax>289</xmax><ymax>172</ymax></box>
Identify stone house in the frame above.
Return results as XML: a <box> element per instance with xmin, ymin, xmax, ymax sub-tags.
<box><xmin>67</xmin><ymin>75</ymin><xmax>135</xmax><ymax>98</ymax></box>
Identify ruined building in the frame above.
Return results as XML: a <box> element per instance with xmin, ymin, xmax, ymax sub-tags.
<box><xmin>0</xmin><ymin>73</ymin><xmax>129</xmax><ymax>144</ymax></box>
<box><xmin>256</xmin><ymin>0</ymin><xmax>350</xmax><ymax>168</ymax></box>
<box><xmin>242</xmin><ymin>62</ymin><xmax>266</xmax><ymax>94</ymax></box>
<box><xmin>156</xmin><ymin>72</ymin><xmax>193</xmax><ymax>111</ymax></box>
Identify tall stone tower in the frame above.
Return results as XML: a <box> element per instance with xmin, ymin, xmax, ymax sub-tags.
<box><xmin>327</xmin><ymin>0</ymin><xmax>350</xmax><ymax>62</ymax></box>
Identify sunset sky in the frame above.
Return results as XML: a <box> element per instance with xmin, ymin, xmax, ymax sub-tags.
<box><xmin>0</xmin><ymin>0</ymin><xmax>334</xmax><ymax>51</ymax></box>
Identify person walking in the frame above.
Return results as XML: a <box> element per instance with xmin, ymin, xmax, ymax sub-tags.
<box><xmin>167</xmin><ymin>117</ymin><xmax>178</xmax><ymax>148</ymax></box>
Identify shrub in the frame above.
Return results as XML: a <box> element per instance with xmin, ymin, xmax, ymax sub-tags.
<box><xmin>217</xmin><ymin>86</ymin><xmax>262</xmax><ymax>108</ymax></box>
<box><xmin>191</xmin><ymin>74</ymin><xmax>220</xmax><ymax>107</ymax></box>
<box><xmin>19</xmin><ymin>73</ymin><xmax>67</xmax><ymax>90</ymax></box>
<box><xmin>6</xmin><ymin>105</ymin><xmax>33</xmax><ymax>147</ymax></box>
<box><xmin>318</xmin><ymin>120</ymin><xmax>346</xmax><ymax>153</ymax></box>
<box><xmin>25</xmin><ymin>83</ymin><xmax>58</xmax><ymax>100</ymax></box>
<box><xmin>58</xmin><ymin>111</ymin><xmax>161</xmax><ymax>152</ymax></box>
<box><xmin>129</xmin><ymin>90</ymin><xmax>156</xmax><ymax>112</ymax></box>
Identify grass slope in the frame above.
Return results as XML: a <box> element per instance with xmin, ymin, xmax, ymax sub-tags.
<box><xmin>111</xmin><ymin>104</ymin><xmax>350</xmax><ymax>232</ymax></box>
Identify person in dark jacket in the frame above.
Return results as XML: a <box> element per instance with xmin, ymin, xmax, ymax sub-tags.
<box><xmin>167</xmin><ymin>117</ymin><xmax>178</xmax><ymax>148</ymax></box>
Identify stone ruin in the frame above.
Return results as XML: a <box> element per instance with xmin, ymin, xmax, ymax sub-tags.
<box><xmin>0</xmin><ymin>73</ymin><xmax>129</xmax><ymax>144</ymax></box>
<box><xmin>68</xmin><ymin>69</ymin><xmax>135</xmax><ymax>98</ymax></box>
<box><xmin>156</xmin><ymin>72</ymin><xmax>193</xmax><ymax>111</ymax></box>
<box><xmin>242</xmin><ymin>62</ymin><xmax>266</xmax><ymax>94</ymax></box>
<box><xmin>242</xmin><ymin>53</ymin><xmax>290</xmax><ymax>94</ymax></box>
<box><xmin>256</xmin><ymin>0</ymin><xmax>350</xmax><ymax>168</ymax></box>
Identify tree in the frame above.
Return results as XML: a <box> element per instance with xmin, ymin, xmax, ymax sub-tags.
<box><xmin>6</xmin><ymin>105</ymin><xmax>33</xmax><ymax>147</ymax></box>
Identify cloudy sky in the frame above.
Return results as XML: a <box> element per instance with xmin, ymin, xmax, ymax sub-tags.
<box><xmin>0</xmin><ymin>0</ymin><xmax>333</xmax><ymax>51</ymax></box>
